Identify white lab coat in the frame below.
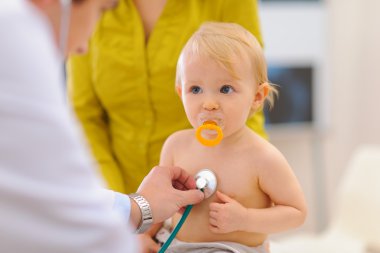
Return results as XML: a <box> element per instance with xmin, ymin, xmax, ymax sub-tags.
<box><xmin>0</xmin><ymin>1</ymin><xmax>137</xmax><ymax>252</ymax></box>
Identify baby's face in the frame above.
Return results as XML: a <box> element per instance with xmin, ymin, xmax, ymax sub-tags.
<box><xmin>179</xmin><ymin>54</ymin><xmax>258</xmax><ymax>139</ymax></box>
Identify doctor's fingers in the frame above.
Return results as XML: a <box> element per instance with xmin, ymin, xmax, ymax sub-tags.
<box><xmin>171</xmin><ymin>166</ymin><xmax>197</xmax><ymax>190</ymax></box>
<box><xmin>172</xmin><ymin>180</ymin><xmax>187</xmax><ymax>191</ymax></box>
<box><xmin>174</xmin><ymin>188</ymin><xmax>204</xmax><ymax>207</ymax></box>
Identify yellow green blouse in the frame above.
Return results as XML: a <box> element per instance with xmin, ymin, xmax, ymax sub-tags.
<box><xmin>67</xmin><ymin>0</ymin><xmax>266</xmax><ymax>193</ymax></box>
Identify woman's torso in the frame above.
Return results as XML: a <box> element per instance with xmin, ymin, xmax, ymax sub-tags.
<box><xmin>73</xmin><ymin>0</ymin><xmax>265</xmax><ymax>192</ymax></box>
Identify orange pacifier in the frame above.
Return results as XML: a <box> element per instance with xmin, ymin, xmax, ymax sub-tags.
<box><xmin>195</xmin><ymin>121</ymin><xmax>223</xmax><ymax>147</ymax></box>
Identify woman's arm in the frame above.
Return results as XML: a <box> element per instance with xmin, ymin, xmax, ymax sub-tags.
<box><xmin>67</xmin><ymin>53</ymin><xmax>125</xmax><ymax>192</ymax></box>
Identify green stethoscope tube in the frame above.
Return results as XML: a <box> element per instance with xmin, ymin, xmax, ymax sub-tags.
<box><xmin>158</xmin><ymin>169</ymin><xmax>217</xmax><ymax>253</ymax></box>
<box><xmin>158</xmin><ymin>204</ymin><xmax>193</xmax><ymax>253</ymax></box>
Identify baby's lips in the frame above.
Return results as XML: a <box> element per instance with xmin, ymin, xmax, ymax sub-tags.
<box><xmin>203</xmin><ymin>120</ymin><xmax>217</xmax><ymax>125</ymax></box>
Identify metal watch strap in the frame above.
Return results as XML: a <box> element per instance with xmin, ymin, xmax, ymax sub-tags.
<box><xmin>129</xmin><ymin>193</ymin><xmax>153</xmax><ymax>233</ymax></box>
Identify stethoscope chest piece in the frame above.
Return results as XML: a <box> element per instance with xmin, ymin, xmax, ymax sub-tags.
<box><xmin>195</xmin><ymin>169</ymin><xmax>217</xmax><ymax>199</ymax></box>
<box><xmin>158</xmin><ymin>169</ymin><xmax>218</xmax><ymax>253</ymax></box>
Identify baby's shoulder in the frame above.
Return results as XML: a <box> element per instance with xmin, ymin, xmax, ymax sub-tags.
<box><xmin>247</xmin><ymin>133</ymin><xmax>287</xmax><ymax>167</ymax></box>
<box><xmin>168</xmin><ymin>129</ymin><xmax>194</xmax><ymax>140</ymax></box>
<box><xmin>160</xmin><ymin>129</ymin><xmax>195</xmax><ymax>163</ymax></box>
<box><xmin>163</xmin><ymin>129</ymin><xmax>195</xmax><ymax>148</ymax></box>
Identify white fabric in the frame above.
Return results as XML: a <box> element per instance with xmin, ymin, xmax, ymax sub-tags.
<box><xmin>0</xmin><ymin>1</ymin><xmax>137</xmax><ymax>252</ymax></box>
<box><xmin>155</xmin><ymin>222</ymin><xmax>270</xmax><ymax>253</ymax></box>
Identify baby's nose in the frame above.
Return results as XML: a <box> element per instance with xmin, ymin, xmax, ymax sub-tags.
<box><xmin>203</xmin><ymin>100</ymin><xmax>220</xmax><ymax>110</ymax></box>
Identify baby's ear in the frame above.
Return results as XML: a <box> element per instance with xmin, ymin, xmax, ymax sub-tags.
<box><xmin>175</xmin><ymin>85</ymin><xmax>182</xmax><ymax>98</ymax></box>
<box><xmin>252</xmin><ymin>83</ymin><xmax>269</xmax><ymax>110</ymax></box>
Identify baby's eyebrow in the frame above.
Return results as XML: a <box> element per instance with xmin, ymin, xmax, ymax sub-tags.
<box><xmin>218</xmin><ymin>79</ymin><xmax>235</xmax><ymax>83</ymax></box>
<box><xmin>184</xmin><ymin>80</ymin><xmax>202</xmax><ymax>85</ymax></box>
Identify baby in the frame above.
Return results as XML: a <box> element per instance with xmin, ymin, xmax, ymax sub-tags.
<box><xmin>145</xmin><ymin>22</ymin><xmax>307</xmax><ymax>253</ymax></box>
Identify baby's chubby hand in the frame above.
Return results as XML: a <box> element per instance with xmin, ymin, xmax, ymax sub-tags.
<box><xmin>208</xmin><ymin>191</ymin><xmax>248</xmax><ymax>234</ymax></box>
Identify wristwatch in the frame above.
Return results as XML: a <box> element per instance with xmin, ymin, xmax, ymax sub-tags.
<box><xmin>128</xmin><ymin>194</ymin><xmax>153</xmax><ymax>233</ymax></box>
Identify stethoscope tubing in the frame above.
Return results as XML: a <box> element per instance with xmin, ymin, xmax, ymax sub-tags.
<box><xmin>158</xmin><ymin>205</ymin><xmax>193</xmax><ymax>253</ymax></box>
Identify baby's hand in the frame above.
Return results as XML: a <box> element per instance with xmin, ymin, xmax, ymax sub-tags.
<box><xmin>208</xmin><ymin>191</ymin><xmax>248</xmax><ymax>233</ymax></box>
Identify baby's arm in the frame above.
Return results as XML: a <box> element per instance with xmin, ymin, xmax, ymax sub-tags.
<box><xmin>209</xmin><ymin>147</ymin><xmax>307</xmax><ymax>234</ymax></box>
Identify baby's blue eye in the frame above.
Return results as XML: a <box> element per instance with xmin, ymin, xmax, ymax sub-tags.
<box><xmin>190</xmin><ymin>86</ymin><xmax>202</xmax><ymax>94</ymax></box>
<box><xmin>220</xmin><ymin>85</ymin><xmax>234</xmax><ymax>94</ymax></box>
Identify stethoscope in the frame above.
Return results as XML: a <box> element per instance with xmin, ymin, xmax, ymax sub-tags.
<box><xmin>158</xmin><ymin>122</ymin><xmax>222</xmax><ymax>253</ymax></box>
<box><xmin>158</xmin><ymin>169</ymin><xmax>218</xmax><ymax>253</ymax></box>
<box><xmin>59</xmin><ymin>0</ymin><xmax>71</xmax><ymax>56</ymax></box>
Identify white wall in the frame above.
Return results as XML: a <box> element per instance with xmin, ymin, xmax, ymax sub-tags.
<box><xmin>260</xmin><ymin>0</ymin><xmax>328</xmax><ymax>234</ymax></box>
<box><xmin>260</xmin><ymin>0</ymin><xmax>380</xmax><ymax>237</ymax></box>
<box><xmin>324</xmin><ymin>0</ymin><xmax>380</xmax><ymax>222</ymax></box>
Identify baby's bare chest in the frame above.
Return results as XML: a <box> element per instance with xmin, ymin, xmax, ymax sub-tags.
<box><xmin>175</xmin><ymin>150</ymin><xmax>261</xmax><ymax>201</ymax></box>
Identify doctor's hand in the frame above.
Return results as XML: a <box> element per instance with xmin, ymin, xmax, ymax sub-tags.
<box><xmin>137</xmin><ymin>166</ymin><xmax>204</xmax><ymax>224</ymax></box>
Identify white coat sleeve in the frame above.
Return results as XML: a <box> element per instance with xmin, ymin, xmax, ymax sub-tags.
<box><xmin>0</xmin><ymin>1</ymin><xmax>137</xmax><ymax>252</ymax></box>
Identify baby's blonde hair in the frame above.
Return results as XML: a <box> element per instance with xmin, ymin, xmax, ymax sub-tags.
<box><xmin>176</xmin><ymin>22</ymin><xmax>277</xmax><ymax>109</ymax></box>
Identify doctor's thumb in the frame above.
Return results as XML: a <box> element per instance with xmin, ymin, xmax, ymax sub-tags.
<box><xmin>177</xmin><ymin>189</ymin><xmax>204</xmax><ymax>207</ymax></box>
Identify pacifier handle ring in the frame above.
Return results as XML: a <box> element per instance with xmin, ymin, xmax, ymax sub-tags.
<box><xmin>195</xmin><ymin>124</ymin><xmax>223</xmax><ymax>147</ymax></box>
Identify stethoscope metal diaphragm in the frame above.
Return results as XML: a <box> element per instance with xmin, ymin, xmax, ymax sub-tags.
<box><xmin>194</xmin><ymin>169</ymin><xmax>217</xmax><ymax>199</ymax></box>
